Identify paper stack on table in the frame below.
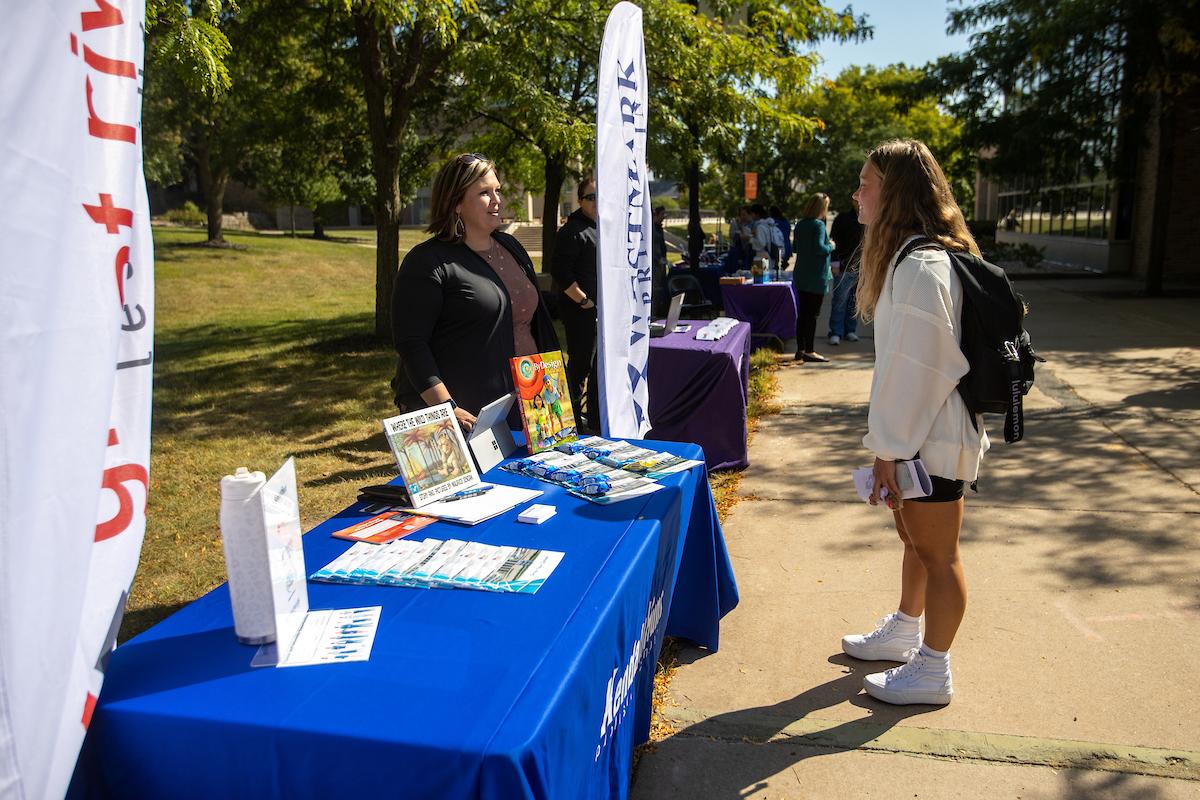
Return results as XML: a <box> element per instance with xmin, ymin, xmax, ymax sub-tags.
<box><xmin>311</xmin><ymin>539</ymin><xmax>564</xmax><ymax>595</ymax></box>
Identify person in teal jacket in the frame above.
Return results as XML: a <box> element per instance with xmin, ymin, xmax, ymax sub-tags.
<box><xmin>791</xmin><ymin>192</ymin><xmax>833</xmax><ymax>362</ymax></box>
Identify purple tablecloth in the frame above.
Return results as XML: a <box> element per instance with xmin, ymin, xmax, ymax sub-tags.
<box><xmin>647</xmin><ymin>320</ymin><xmax>751</xmax><ymax>471</ymax></box>
<box><xmin>720</xmin><ymin>282</ymin><xmax>797</xmax><ymax>342</ymax></box>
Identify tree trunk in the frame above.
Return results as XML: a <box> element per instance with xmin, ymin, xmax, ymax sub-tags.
<box><xmin>194</xmin><ymin>138</ymin><xmax>227</xmax><ymax>244</ymax></box>
<box><xmin>289</xmin><ymin>205</ymin><xmax>296</xmax><ymax>237</ymax></box>
<box><xmin>686</xmin><ymin>160</ymin><xmax>703</xmax><ymax>270</ymax></box>
<box><xmin>353</xmin><ymin>12</ymin><xmax>403</xmax><ymax>342</ymax></box>
<box><xmin>373</xmin><ymin>163</ymin><xmax>402</xmax><ymax>342</ymax></box>
<box><xmin>542</xmin><ymin>155</ymin><xmax>567</xmax><ymax>272</ymax></box>
<box><xmin>1144</xmin><ymin>92</ymin><xmax>1173</xmax><ymax>297</ymax></box>
<box><xmin>312</xmin><ymin>208</ymin><xmax>327</xmax><ymax>240</ymax></box>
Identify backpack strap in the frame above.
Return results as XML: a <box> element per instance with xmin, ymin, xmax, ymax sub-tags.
<box><xmin>892</xmin><ymin>236</ymin><xmax>942</xmax><ymax>270</ymax></box>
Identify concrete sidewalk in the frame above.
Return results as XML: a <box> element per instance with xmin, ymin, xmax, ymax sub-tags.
<box><xmin>633</xmin><ymin>277</ymin><xmax>1200</xmax><ymax>799</ymax></box>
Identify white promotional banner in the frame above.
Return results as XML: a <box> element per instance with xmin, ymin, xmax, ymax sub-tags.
<box><xmin>595</xmin><ymin>1</ymin><xmax>653</xmax><ymax>439</ymax></box>
<box><xmin>0</xmin><ymin>2</ymin><xmax>153</xmax><ymax>798</ymax></box>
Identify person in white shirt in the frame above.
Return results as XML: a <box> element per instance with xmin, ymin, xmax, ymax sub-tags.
<box><xmin>839</xmin><ymin>139</ymin><xmax>988</xmax><ymax>707</ymax></box>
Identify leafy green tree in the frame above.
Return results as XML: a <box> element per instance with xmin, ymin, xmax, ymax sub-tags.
<box><xmin>774</xmin><ymin>65</ymin><xmax>973</xmax><ymax>212</ymax></box>
<box><xmin>144</xmin><ymin>1</ymin><xmax>319</xmax><ymax>243</ymax></box>
<box><xmin>644</xmin><ymin>0</ymin><xmax>864</xmax><ymax>266</ymax></box>
<box><xmin>336</xmin><ymin>1</ymin><xmax>477</xmax><ymax>338</ymax></box>
<box><xmin>146</xmin><ymin>0</ymin><xmax>236</xmax><ymax>97</ymax></box>
<box><xmin>452</xmin><ymin>0</ymin><xmax>605</xmax><ymax>267</ymax></box>
<box><xmin>935</xmin><ymin>0</ymin><xmax>1200</xmax><ymax>292</ymax></box>
<box><xmin>248</xmin><ymin>13</ymin><xmax>373</xmax><ymax>239</ymax></box>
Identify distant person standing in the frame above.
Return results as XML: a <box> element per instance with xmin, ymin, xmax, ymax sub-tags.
<box><xmin>791</xmin><ymin>192</ymin><xmax>833</xmax><ymax>363</ymax></box>
<box><xmin>770</xmin><ymin>205</ymin><xmax>793</xmax><ymax>270</ymax></box>
<box><xmin>652</xmin><ymin>205</ymin><xmax>670</xmax><ymax>317</ymax></box>
<box><xmin>827</xmin><ymin>199</ymin><xmax>864</xmax><ymax>345</ymax></box>
<box><xmin>723</xmin><ymin>205</ymin><xmax>754</xmax><ymax>273</ymax></box>
<box><xmin>551</xmin><ymin>177</ymin><xmax>600</xmax><ymax>431</ymax></box>
<box><xmin>750</xmin><ymin>203</ymin><xmax>782</xmax><ymax>272</ymax></box>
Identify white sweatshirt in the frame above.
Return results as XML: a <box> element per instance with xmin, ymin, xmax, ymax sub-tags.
<box><xmin>863</xmin><ymin>243</ymin><xmax>989</xmax><ymax>481</ymax></box>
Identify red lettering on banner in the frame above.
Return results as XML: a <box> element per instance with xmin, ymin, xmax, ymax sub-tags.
<box><xmin>94</xmin><ymin>428</ymin><xmax>148</xmax><ymax>543</ymax></box>
<box><xmin>70</xmin><ymin>33</ymin><xmax>79</xmax><ymax>55</ymax></box>
<box><xmin>86</xmin><ymin>77</ymin><xmax>136</xmax><ymax>143</ymax></box>
<box><xmin>83</xmin><ymin>44</ymin><xmax>137</xmax><ymax>79</ymax></box>
<box><xmin>82</xmin><ymin>692</ymin><xmax>98</xmax><ymax>728</ymax></box>
<box><xmin>83</xmin><ymin>193</ymin><xmax>132</xmax><ymax>234</ymax></box>
<box><xmin>81</xmin><ymin>0</ymin><xmax>123</xmax><ymax>32</ymax></box>
<box><xmin>114</xmin><ymin>246</ymin><xmax>130</xmax><ymax>304</ymax></box>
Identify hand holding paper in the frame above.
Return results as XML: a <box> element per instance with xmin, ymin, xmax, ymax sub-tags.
<box><xmin>852</xmin><ymin>458</ymin><xmax>933</xmax><ymax>507</ymax></box>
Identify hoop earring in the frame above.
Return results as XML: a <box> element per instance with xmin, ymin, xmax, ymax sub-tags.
<box><xmin>454</xmin><ymin>213</ymin><xmax>465</xmax><ymax>240</ymax></box>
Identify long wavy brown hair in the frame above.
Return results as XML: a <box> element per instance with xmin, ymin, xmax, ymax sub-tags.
<box><xmin>855</xmin><ymin>139</ymin><xmax>979</xmax><ymax>322</ymax></box>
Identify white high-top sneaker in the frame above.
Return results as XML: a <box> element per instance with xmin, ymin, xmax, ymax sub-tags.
<box><xmin>863</xmin><ymin>649</ymin><xmax>953</xmax><ymax>705</ymax></box>
<box><xmin>841</xmin><ymin>613</ymin><xmax>920</xmax><ymax>661</ymax></box>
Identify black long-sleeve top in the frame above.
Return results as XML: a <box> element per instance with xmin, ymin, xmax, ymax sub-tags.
<box><xmin>390</xmin><ymin>231</ymin><xmax>560</xmax><ymax>416</ymax></box>
<box><xmin>830</xmin><ymin>208</ymin><xmax>864</xmax><ymax>264</ymax></box>
<box><xmin>550</xmin><ymin>209</ymin><xmax>598</xmax><ymax>299</ymax></box>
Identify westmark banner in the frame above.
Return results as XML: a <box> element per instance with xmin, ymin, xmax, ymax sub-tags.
<box><xmin>0</xmin><ymin>2</ymin><xmax>153</xmax><ymax>797</ymax></box>
<box><xmin>595</xmin><ymin>1</ymin><xmax>653</xmax><ymax>439</ymax></box>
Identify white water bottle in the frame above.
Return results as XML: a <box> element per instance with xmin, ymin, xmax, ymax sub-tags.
<box><xmin>218</xmin><ymin>467</ymin><xmax>276</xmax><ymax>645</ymax></box>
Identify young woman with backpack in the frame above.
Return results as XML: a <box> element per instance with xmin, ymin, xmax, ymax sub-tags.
<box><xmin>840</xmin><ymin>139</ymin><xmax>989</xmax><ymax>706</ymax></box>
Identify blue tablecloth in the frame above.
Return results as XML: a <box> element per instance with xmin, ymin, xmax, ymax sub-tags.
<box><xmin>74</xmin><ymin>441</ymin><xmax>738</xmax><ymax>800</ymax></box>
<box><xmin>720</xmin><ymin>282</ymin><xmax>798</xmax><ymax>343</ymax></box>
<box><xmin>647</xmin><ymin>321</ymin><xmax>751</xmax><ymax>471</ymax></box>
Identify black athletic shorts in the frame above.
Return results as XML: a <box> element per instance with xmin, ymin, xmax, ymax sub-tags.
<box><xmin>905</xmin><ymin>452</ymin><xmax>969</xmax><ymax>503</ymax></box>
<box><xmin>910</xmin><ymin>474</ymin><xmax>965</xmax><ymax>503</ymax></box>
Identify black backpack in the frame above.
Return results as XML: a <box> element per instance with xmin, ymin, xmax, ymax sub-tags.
<box><xmin>895</xmin><ymin>238</ymin><xmax>1044</xmax><ymax>443</ymax></box>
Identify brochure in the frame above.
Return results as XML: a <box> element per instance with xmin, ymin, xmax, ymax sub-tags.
<box><xmin>852</xmin><ymin>458</ymin><xmax>934</xmax><ymax>505</ymax></box>
<box><xmin>330</xmin><ymin>510</ymin><xmax>437</xmax><ymax>544</ymax></box>
<box><xmin>558</xmin><ymin>436</ymin><xmax>704</xmax><ymax>478</ymax></box>
<box><xmin>273</xmin><ymin>606</ymin><xmax>381</xmax><ymax>668</ymax></box>
<box><xmin>310</xmin><ymin>538</ymin><xmax>564</xmax><ymax>595</ymax></box>
<box><xmin>510</xmin><ymin>350</ymin><xmax>578</xmax><ymax>453</ymax></box>
<box><xmin>501</xmin><ymin>450</ymin><xmax>663</xmax><ymax>504</ymax></box>
<box><xmin>381</xmin><ymin>402</ymin><xmax>481</xmax><ymax>507</ymax></box>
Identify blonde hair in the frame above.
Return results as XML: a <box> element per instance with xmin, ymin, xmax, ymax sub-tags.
<box><xmin>800</xmin><ymin>192</ymin><xmax>829</xmax><ymax>220</ymax></box>
<box><xmin>427</xmin><ymin>153</ymin><xmax>496</xmax><ymax>241</ymax></box>
<box><xmin>855</xmin><ymin>139</ymin><xmax>979</xmax><ymax>322</ymax></box>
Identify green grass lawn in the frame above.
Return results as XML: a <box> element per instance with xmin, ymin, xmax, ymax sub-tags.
<box><xmin>123</xmin><ymin>226</ymin><xmax>776</xmax><ymax>639</ymax></box>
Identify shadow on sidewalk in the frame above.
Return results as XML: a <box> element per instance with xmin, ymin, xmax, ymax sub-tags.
<box><xmin>649</xmin><ymin>654</ymin><xmax>942</xmax><ymax>799</ymax></box>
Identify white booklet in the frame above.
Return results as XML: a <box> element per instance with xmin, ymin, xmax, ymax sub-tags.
<box><xmin>852</xmin><ymin>459</ymin><xmax>933</xmax><ymax>505</ymax></box>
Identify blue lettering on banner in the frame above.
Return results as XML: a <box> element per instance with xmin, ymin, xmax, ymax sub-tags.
<box><xmin>616</xmin><ymin>56</ymin><xmax>651</xmax><ymax>426</ymax></box>
<box><xmin>595</xmin><ymin>589</ymin><xmax>664</xmax><ymax>760</ymax></box>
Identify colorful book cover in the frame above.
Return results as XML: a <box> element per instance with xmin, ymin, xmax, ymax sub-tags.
<box><xmin>510</xmin><ymin>350</ymin><xmax>578</xmax><ymax>454</ymax></box>
<box><xmin>381</xmin><ymin>402</ymin><xmax>481</xmax><ymax>507</ymax></box>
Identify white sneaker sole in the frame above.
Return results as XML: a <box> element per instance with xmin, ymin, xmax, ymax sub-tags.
<box><xmin>863</xmin><ymin>675</ymin><xmax>953</xmax><ymax>706</ymax></box>
<box><xmin>841</xmin><ymin>636</ymin><xmax>916</xmax><ymax>662</ymax></box>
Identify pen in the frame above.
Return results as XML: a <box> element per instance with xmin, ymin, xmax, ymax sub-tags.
<box><xmin>442</xmin><ymin>484</ymin><xmax>494</xmax><ymax>502</ymax></box>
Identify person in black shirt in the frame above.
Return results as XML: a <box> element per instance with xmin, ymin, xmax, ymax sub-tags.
<box><xmin>390</xmin><ymin>153</ymin><xmax>559</xmax><ymax>432</ymax></box>
<box><xmin>551</xmin><ymin>177</ymin><xmax>599</xmax><ymax>430</ymax></box>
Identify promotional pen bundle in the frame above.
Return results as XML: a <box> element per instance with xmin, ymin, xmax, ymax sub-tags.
<box><xmin>502</xmin><ymin>436</ymin><xmax>703</xmax><ymax>503</ymax></box>
<box><xmin>311</xmin><ymin>538</ymin><xmax>564</xmax><ymax>595</ymax></box>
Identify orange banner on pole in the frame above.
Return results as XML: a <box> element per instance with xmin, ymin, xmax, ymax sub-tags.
<box><xmin>743</xmin><ymin>172</ymin><xmax>758</xmax><ymax>201</ymax></box>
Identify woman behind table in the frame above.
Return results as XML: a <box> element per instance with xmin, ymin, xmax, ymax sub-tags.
<box><xmin>391</xmin><ymin>153</ymin><xmax>559</xmax><ymax>432</ymax></box>
<box><xmin>840</xmin><ymin>139</ymin><xmax>987</xmax><ymax>706</ymax></box>
<box><xmin>791</xmin><ymin>192</ymin><xmax>833</xmax><ymax>363</ymax></box>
